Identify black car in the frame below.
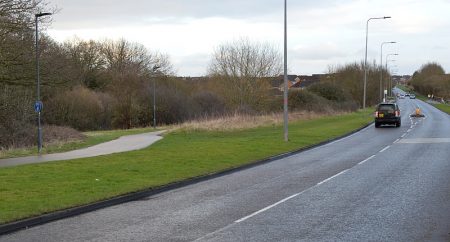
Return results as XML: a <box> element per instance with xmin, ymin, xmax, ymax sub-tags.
<box><xmin>375</xmin><ymin>103</ymin><xmax>401</xmax><ymax>128</ymax></box>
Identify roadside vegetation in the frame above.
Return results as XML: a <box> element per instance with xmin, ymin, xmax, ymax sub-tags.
<box><xmin>398</xmin><ymin>63</ymin><xmax>450</xmax><ymax>114</ymax></box>
<box><xmin>0</xmin><ymin>109</ymin><xmax>373</xmax><ymax>224</ymax></box>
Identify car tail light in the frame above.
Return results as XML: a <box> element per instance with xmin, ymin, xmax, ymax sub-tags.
<box><xmin>395</xmin><ymin>110</ymin><xmax>400</xmax><ymax>117</ymax></box>
<box><xmin>375</xmin><ymin>111</ymin><xmax>379</xmax><ymax>117</ymax></box>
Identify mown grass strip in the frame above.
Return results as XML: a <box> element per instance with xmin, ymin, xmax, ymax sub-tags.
<box><xmin>430</xmin><ymin>103</ymin><xmax>450</xmax><ymax>114</ymax></box>
<box><xmin>0</xmin><ymin>127</ymin><xmax>159</xmax><ymax>159</ymax></box>
<box><xmin>0</xmin><ymin>110</ymin><xmax>373</xmax><ymax>224</ymax></box>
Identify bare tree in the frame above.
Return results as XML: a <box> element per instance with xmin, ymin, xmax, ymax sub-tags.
<box><xmin>208</xmin><ymin>38</ymin><xmax>282</xmax><ymax>111</ymax></box>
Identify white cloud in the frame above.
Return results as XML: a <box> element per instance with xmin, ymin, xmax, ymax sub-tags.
<box><xmin>47</xmin><ymin>0</ymin><xmax>450</xmax><ymax>75</ymax></box>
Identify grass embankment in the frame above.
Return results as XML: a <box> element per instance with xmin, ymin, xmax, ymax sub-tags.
<box><xmin>0</xmin><ymin>127</ymin><xmax>159</xmax><ymax>159</ymax></box>
<box><xmin>0</xmin><ymin>109</ymin><xmax>373</xmax><ymax>224</ymax></box>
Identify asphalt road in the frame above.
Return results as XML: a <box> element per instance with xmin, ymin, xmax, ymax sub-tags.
<box><xmin>0</xmin><ymin>131</ymin><xmax>164</xmax><ymax>168</ymax></box>
<box><xmin>1</xmin><ymin>90</ymin><xmax>449</xmax><ymax>241</ymax></box>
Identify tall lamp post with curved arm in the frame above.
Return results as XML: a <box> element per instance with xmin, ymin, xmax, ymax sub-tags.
<box><xmin>152</xmin><ymin>66</ymin><xmax>160</xmax><ymax>129</ymax></box>
<box><xmin>386</xmin><ymin>53</ymin><xmax>398</xmax><ymax>97</ymax></box>
<box><xmin>363</xmin><ymin>16</ymin><xmax>391</xmax><ymax>109</ymax></box>
<box><xmin>380</xmin><ymin>41</ymin><xmax>396</xmax><ymax>102</ymax></box>
<box><xmin>35</xmin><ymin>12</ymin><xmax>52</xmax><ymax>153</ymax></box>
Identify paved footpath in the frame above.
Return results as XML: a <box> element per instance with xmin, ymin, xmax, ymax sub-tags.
<box><xmin>0</xmin><ymin>131</ymin><xmax>165</xmax><ymax>168</ymax></box>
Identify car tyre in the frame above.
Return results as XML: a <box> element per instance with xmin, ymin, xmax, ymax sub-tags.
<box><xmin>375</xmin><ymin>122</ymin><xmax>381</xmax><ymax>128</ymax></box>
<box><xmin>396</xmin><ymin>122</ymin><xmax>401</xmax><ymax>127</ymax></box>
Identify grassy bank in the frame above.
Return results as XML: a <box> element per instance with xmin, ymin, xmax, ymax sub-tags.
<box><xmin>0</xmin><ymin>127</ymin><xmax>159</xmax><ymax>159</ymax></box>
<box><xmin>0</xmin><ymin>109</ymin><xmax>373</xmax><ymax>224</ymax></box>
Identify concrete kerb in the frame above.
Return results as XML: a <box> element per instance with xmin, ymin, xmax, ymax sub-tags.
<box><xmin>0</xmin><ymin>121</ymin><xmax>374</xmax><ymax>236</ymax></box>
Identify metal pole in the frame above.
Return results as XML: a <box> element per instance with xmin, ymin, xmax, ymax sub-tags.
<box><xmin>379</xmin><ymin>41</ymin><xmax>396</xmax><ymax>102</ymax></box>
<box><xmin>363</xmin><ymin>19</ymin><xmax>369</xmax><ymax>109</ymax></box>
<box><xmin>385</xmin><ymin>54</ymin><xmax>398</xmax><ymax>97</ymax></box>
<box><xmin>34</xmin><ymin>12</ymin><xmax>52</xmax><ymax>153</ymax></box>
<box><xmin>283</xmin><ymin>0</ymin><xmax>288</xmax><ymax>142</ymax></box>
<box><xmin>380</xmin><ymin>43</ymin><xmax>383</xmax><ymax>103</ymax></box>
<box><xmin>363</xmin><ymin>16</ymin><xmax>390</xmax><ymax>109</ymax></box>
<box><xmin>35</xmin><ymin>15</ymin><xmax>42</xmax><ymax>153</ymax></box>
<box><xmin>153</xmin><ymin>76</ymin><xmax>156</xmax><ymax>129</ymax></box>
<box><xmin>151</xmin><ymin>66</ymin><xmax>160</xmax><ymax>129</ymax></box>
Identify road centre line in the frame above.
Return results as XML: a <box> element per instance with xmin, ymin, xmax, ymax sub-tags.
<box><xmin>317</xmin><ymin>169</ymin><xmax>348</xmax><ymax>186</ymax></box>
<box><xmin>401</xmin><ymin>133</ymin><xmax>406</xmax><ymax>138</ymax></box>
<box><xmin>234</xmin><ymin>168</ymin><xmax>350</xmax><ymax>224</ymax></box>
<box><xmin>234</xmin><ymin>192</ymin><xmax>302</xmax><ymax>223</ymax></box>
<box><xmin>358</xmin><ymin>155</ymin><xmax>376</xmax><ymax>165</ymax></box>
<box><xmin>394</xmin><ymin>138</ymin><xmax>400</xmax><ymax>143</ymax></box>
<box><xmin>379</xmin><ymin>146</ymin><xmax>390</xmax><ymax>153</ymax></box>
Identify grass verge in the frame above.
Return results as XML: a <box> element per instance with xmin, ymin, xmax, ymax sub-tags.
<box><xmin>0</xmin><ymin>109</ymin><xmax>373</xmax><ymax>224</ymax></box>
<box><xmin>430</xmin><ymin>103</ymin><xmax>450</xmax><ymax>114</ymax></box>
<box><xmin>0</xmin><ymin>127</ymin><xmax>159</xmax><ymax>159</ymax></box>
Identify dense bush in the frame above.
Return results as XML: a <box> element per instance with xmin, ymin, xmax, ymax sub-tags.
<box><xmin>0</xmin><ymin>85</ymin><xmax>35</xmax><ymax>149</ymax></box>
<box><xmin>192</xmin><ymin>91</ymin><xmax>227</xmax><ymax>117</ymax></box>
<box><xmin>288</xmin><ymin>89</ymin><xmax>333</xmax><ymax>112</ymax></box>
<box><xmin>307</xmin><ymin>82</ymin><xmax>358</xmax><ymax>111</ymax></box>
<box><xmin>45</xmin><ymin>86</ymin><xmax>113</xmax><ymax>131</ymax></box>
<box><xmin>326</xmin><ymin>62</ymin><xmax>387</xmax><ymax>107</ymax></box>
<box><xmin>410</xmin><ymin>63</ymin><xmax>449</xmax><ymax>99</ymax></box>
<box><xmin>308</xmin><ymin>82</ymin><xmax>349</xmax><ymax>102</ymax></box>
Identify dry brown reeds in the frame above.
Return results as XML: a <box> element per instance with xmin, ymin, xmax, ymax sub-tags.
<box><xmin>173</xmin><ymin>110</ymin><xmax>346</xmax><ymax>132</ymax></box>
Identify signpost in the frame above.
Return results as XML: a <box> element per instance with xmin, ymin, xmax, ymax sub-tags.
<box><xmin>34</xmin><ymin>101</ymin><xmax>43</xmax><ymax>113</ymax></box>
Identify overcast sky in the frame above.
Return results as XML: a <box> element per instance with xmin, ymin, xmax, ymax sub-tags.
<box><xmin>47</xmin><ymin>0</ymin><xmax>450</xmax><ymax>76</ymax></box>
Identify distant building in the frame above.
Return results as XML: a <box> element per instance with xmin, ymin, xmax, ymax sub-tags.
<box><xmin>271</xmin><ymin>74</ymin><xmax>321</xmax><ymax>91</ymax></box>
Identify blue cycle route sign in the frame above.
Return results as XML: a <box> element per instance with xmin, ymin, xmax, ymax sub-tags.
<box><xmin>34</xmin><ymin>101</ymin><xmax>43</xmax><ymax>113</ymax></box>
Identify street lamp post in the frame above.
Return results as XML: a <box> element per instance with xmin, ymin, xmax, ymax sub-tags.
<box><xmin>283</xmin><ymin>0</ymin><xmax>288</xmax><ymax>142</ymax></box>
<box><xmin>389</xmin><ymin>66</ymin><xmax>398</xmax><ymax>95</ymax></box>
<box><xmin>152</xmin><ymin>66</ymin><xmax>160</xmax><ymax>129</ymax></box>
<box><xmin>380</xmin><ymin>41</ymin><xmax>396</xmax><ymax>102</ymax></box>
<box><xmin>385</xmin><ymin>53</ymin><xmax>398</xmax><ymax>97</ymax></box>
<box><xmin>35</xmin><ymin>12</ymin><xmax>52</xmax><ymax>153</ymax></box>
<box><xmin>363</xmin><ymin>16</ymin><xmax>391</xmax><ymax>109</ymax></box>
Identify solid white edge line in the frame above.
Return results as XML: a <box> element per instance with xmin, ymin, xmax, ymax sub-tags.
<box><xmin>379</xmin><ymin>146</ymin><xmax>390</xmax><ymax>153</ymax></box>
<box><xmin>358</xmin><ymin>155</ymin><xmax>376</xmax><ymax>165</ymax></box>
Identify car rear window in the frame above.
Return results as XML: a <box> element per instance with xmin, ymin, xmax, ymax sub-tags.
<box><xmin>378</xmin><ymin>104</ymin><xmax>395</xmax><ymax>111</ymax></box>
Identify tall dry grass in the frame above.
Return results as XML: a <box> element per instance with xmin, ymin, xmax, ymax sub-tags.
<box><xmin>173</xmin><ymin>110</ymin><xmax>346</xmax><ymax>132</ymax></box>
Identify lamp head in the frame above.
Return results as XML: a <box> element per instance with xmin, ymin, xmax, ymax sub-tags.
<box><xmin>35</xmin><ymin>12</ymin><xmax>52</xmax><ymax>18</ymax></box>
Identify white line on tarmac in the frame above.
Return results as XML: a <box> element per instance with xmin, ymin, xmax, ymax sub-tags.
<box><xmin>394</xmin><ymin>138</ymin><xmax>400</xmax><ymax>143</ymax></box>
<box><xmin>234</xmin><ymin>168</ymin><xmax>350</xmax><ymax>224</ymax></box>
<box><xmin>317</xmin><ymin>169</ymin><xmax>349</xmax><ymax>186</ymax></box>
<box><xmin>358</xmin><ymin>155</ymin><xmax>376</xmax><ymax>165</ymax></box>
<box><xmin>401</xmin><ymin>133</ymin><xmax>406</xmax><ymax>138</ymax></box>
<box><xmin>379</xmin><ymin>146</ymin><xmax>390</xmax><ymax>153</ymax></box>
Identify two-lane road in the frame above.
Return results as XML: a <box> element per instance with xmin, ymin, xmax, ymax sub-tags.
<box><xmin>2</xmin><ymin>95</ymin><xmax>449</xmax><ymax>241</ymax></box>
